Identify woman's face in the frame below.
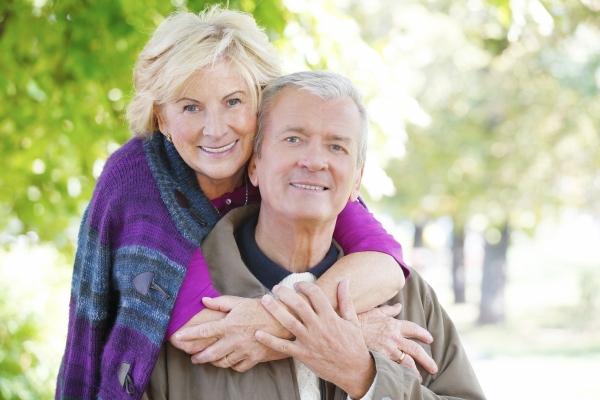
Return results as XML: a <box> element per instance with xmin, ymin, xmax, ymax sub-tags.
<box><xmin>156</xmin><ymin>61</ymin><xmax>257</xmax><ymax>199</ymax></box>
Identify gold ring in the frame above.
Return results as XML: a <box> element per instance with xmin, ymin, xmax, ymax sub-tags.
<box><xmin>396</xmin><ymin>351</ymin><xmax>406</xmax><ymax>363</ymax></box>
<box><xmin>225</xmin><ymin>354</ymin><xmax>233</xmax><ymax>366</ymax></box>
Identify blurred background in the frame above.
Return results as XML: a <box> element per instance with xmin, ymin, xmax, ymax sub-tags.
<box><xmin>1</xmin><ymin>0</ymin><xmax>599</xmax><ymax>398</ymax></box>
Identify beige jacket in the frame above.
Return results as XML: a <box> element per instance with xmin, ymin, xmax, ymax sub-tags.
<box><xmin>143</xmin><ymin>205</ymin><xmax>486</xmax><ymax>400</ymax></box>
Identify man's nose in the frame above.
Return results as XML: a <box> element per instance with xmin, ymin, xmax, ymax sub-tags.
<box><xmin>202</xmin><ymin>109</ymin><xmax>227</xmax><ymax>140</ymax></box>
<box><xmin>298</xmin><ymin>143</ymin><xmax>327</xmax><ymax>171</ymax></box>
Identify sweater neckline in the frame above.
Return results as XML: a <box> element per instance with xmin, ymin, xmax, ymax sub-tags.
<box><xmin>143</xmin><ymin>132</ymin><xmax>220</xmax><ymax>246</ymax></box>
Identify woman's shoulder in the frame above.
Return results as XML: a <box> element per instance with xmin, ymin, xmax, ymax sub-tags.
<box><xmin>87</xmin><ymin>137</ymin><xmax>164</xmax><ymax>219</ymax></box>
<box><xmin>95</xmin><ymin>137</ymin><xmax>154</xmax><ymax>191</ymax></box>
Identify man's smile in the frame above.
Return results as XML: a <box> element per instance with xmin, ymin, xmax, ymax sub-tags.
<box><xmin>290</xmin><ymin>183</ymin><xmax>328</xmax><ymax>191</ymax></box>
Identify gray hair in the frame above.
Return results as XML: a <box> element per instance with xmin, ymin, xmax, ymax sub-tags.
<box><xmin>254</xmin><ymin>71</ymin><xmax>368</xmax><ymax>168</ymax></box>
<box><xmin>126</xmin><ymin>5</ymin><xmax>281</xmax><ymax>137</ymax></box>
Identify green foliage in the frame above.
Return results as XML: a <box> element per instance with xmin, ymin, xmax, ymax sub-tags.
<box><xmin>0</xmin><ymin>0</ymin><xmax>287</xmax><ymax>252</ymax></box>
<box><xmin>0</xmin><ymin>278</ymin><xmax>51</xmax><ymax>399</ymax></box>
<box><xmin>345</xmin><ymin>0</ymin><xmax>600</xmax><ymax>232</ymax></box>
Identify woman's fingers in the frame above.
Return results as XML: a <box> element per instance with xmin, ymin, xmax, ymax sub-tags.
<box><xmin>202</xmin><ymin>295</ymin><xmax>246</xmax><ymax>312</ymax></box>
<box><xmin>395</xmin><ymin>319</ymin><xmax>433</xmax><ymax>344</ymax></box>
<box><xmin>378</xmin><ymin>303</ymin><xmax>402</xmax><ymax>318</ymax></box>
<box><xmin>191</xmin><ymin>337</ymin><xmax>233</xmax><ymax>364</ymax></box>
<box><xmin>176</xmin><ymin>319</ymin><xmax>225</xmax><ymax>342</ymax></box>
<box><xmin>395</xmin><ymin>353</ymin><xmax>422</xmax><ymax>383</ymax></box>
<box><xmin>395</xmin><ymin>337</ymin><xmax>438</xmax><ymax>375</ymax></box>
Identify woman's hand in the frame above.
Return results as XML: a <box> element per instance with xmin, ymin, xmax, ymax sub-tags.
<box><xmin>358</xmin><ymin>303</ymin><xmax>438</xmax><ymax>381</ymax></box>
<box><xmin>169</xmin><ymin>307</ymin><xmax>227</xmax><ymax>354</ymax></box>
<box><xmin>173</xmin><ymin>296</ymin><xmax>291</xmax><ymax>372</ymax></box>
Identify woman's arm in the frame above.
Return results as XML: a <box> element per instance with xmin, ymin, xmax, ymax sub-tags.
<box><xmin>313</xmin><ymin>251</ymin><xmax>403</xmax><ymax>313</ymax></box>
<box><xmin>170</xmin><ymin>199</ymin><xmax>418</xmax><ymax>370</ymax></box>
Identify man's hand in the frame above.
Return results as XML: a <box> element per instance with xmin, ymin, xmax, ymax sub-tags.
<box><xmin>358</xmin><ymin>304</ymin><xmax>438</xmax><ymax>381</ymax></box>
<box><xmin>255</xmin><ymin>280</ymin><xmax>376</xmax><ymax>399</ymax></box>
<box><xmin>173</xmin><ymin>296</ymin><xmax>289</xmax><ymax>372</ymax></box>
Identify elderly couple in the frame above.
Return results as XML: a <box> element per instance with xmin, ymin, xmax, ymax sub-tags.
<box><xmin>57</xmin><ymin>6</ymin><xmax>485</xmax><ymax>400</ymax></box>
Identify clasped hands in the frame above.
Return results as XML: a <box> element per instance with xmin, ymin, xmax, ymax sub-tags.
<box><xmin>170</xmin><ymin>280</ymin><xmax>438</xmax><ymax>387</ymax></box>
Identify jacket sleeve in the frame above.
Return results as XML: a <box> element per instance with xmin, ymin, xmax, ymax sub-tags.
<box><xmin>333</xmin><ymin>199</ymin><xmax>409</xmax><ymax>277</ymax></box>
<box><xmin>141</xmin><ymin>346</ymin><xmax>168</xmax><ymax>400</ymax></box>
<box><xmin>164</xmin><ymin>249</ymin><xmax>221</xmax><ymax>338</ymax></box>
<box><xmin>368</xmin><ymin>281</ymin><xmax>486</xmax><ymax>400</ymax></box>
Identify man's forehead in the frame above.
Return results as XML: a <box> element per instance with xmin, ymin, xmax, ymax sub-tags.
<box><xmin>267</xmin><ymin>88</ymin><xmax>361</xmax><ymax>136</ymax></box>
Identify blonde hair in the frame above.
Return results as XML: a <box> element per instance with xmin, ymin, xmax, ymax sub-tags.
<box><xmin>126</xmin><ymin>5</ymin><xmax>281</xmax><ymax>137</ymax></box>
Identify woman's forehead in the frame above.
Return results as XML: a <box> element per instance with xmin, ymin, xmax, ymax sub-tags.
<box><xmin>177</xmin><ymin>62</ymin><xmax>250</xmax><ymax>98</ymax></box>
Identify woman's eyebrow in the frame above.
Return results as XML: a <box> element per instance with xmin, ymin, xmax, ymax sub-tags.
<box><xmin>222</xmin><ymin>90</ymin><xmax>245</xmax><ymax>100</ymax></box>
<box><xmin>175</xmin><ymin>97</ymin><xmax>200</xmax><ymax>103</ymax></box>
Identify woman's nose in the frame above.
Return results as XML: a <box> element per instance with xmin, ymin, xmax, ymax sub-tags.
<box><xmin>202</xmin><ymin>109</ymin><xmax>227</xmax><ymax>140</ymax></box>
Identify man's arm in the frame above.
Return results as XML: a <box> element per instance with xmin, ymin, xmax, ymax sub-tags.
<box><xmin>366</xmin><ymin>272</ymin><xmax>486</xmax><ymax>400</ymax></box>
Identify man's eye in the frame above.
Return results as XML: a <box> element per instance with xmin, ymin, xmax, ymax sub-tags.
<box><xmin>227</xmin><ymin>98</ymin><xmax>241</xmax><ymax>106</ymax></box>
<box><xmin>183</xmin><ymin>105</ymin><xmax>198</xmax><ymax>112</ymax></box>
<box><xmin>286</xmin><ymin>137</ymin><xmax>299</xmax><ymax>143</ymax></box>
<box><xmin>331</xmin><ymin>144</ymin><xmax>343</xmax><ymax>151</ymax></box>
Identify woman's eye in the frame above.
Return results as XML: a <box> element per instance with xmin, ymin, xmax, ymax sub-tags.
<box><xmin>331</xmin><ymin>144</ymin><xmax>343</xmax><ymax>152</ymax></box>
<box><xmin>286</xmin><ymin>136</ymin><xmax>299</xmax><ymax>143</ymax></box>
<box><xmin>227</xmin><ymin>98</ymin><xmax>241</xmax><ymax>106</ymax></box>
<box><xmin>183</xmin><ymin>105</ymin><xmax>198</xmax><ymax>112</ymax></box>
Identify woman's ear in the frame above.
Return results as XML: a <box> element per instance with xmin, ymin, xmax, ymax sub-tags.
<box><xmin>154</xmin><ymin>105</ymin><xmax>166</xmax><ymax>133</ymax></box>
<box><xmin>248</xmin><ymin>154</ymin><xmax>259</xmax><ymax>187</ymax></box>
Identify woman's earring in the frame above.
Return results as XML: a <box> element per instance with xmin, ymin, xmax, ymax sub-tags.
<box><xmin>165</xmin><ymin>133</ymin><xmax>173</xmax><ymax>143</ymax></box>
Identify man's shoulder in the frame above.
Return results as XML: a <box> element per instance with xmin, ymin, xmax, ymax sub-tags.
<box><xmin>214</xmin><ymin>204</ymin><xmax>261</xmax><ymax>234</ymax></box>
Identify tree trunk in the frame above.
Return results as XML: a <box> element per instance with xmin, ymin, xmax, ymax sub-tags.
<box><xmin>413</xmin><ymin>223</ymin><xmax>424</xmax><ymax>248</ymax></box>
<box><xmin>452</xmin><ymin>226</ymin><xmax>466</xmax><ymax>304</ymax></box>
<box><xmin>478</xmin><ymin>224</ymin><xmax>509</xmax><ymax>324</ymax></box>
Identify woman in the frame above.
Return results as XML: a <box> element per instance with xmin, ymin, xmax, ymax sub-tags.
<box><xmin>56</xmin><ymin>6</ymin><xmax>433</xmax><ymax>400</ymax></box>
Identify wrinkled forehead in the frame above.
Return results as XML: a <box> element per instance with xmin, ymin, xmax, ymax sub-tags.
<box><xmin>267</xmin><ymin>88</ymin><xmax>361</xmax><ymax>138</ymax></box>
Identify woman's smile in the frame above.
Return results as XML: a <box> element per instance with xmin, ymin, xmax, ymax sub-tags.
<box><xmin>200</xmin><ymin>139</ymin><xmax>238</xmax><ymax>154</ymax></box>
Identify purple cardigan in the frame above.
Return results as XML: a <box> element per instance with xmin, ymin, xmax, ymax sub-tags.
<box><xmin>56</xmin><ymin>133</ymin><xmax>407</xmax><ymax>400</ymax></box>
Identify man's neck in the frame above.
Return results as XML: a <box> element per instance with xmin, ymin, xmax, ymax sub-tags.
<box><xmin>254</xmin><ymin>208</ymin><xmax>336</xmax><ymax>273</ymax></box>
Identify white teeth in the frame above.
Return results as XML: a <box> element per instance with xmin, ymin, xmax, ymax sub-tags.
<box><xmin>291</xmin><ymin>183</ymin><xmax>325</xmax><ymax>191</ymax></box>
<box><xmin>201</xmin><ymin>140</ymin><xmax>236</xmax><ymax>153</ymax></box>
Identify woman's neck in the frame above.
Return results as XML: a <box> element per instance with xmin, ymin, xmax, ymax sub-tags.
<box><xmin>196</xmin><ymin>170</ymin><xmax>245</xmax><ymax>200</ymax></box>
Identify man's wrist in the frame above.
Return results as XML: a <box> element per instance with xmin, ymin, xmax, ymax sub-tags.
<box><xmin>342</xmin><ymin>352</ymin><xmax>376</xmax><ymax>399</ymax></box>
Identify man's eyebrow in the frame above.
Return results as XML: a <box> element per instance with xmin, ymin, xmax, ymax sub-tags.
<box><xmin>326</xmin><ymin>134</ymin><xmax>352</xmax><ymax>144</ymax></box>
<box><xmin>281</xmin><ymin>125</ymin><xmax>306</xmax><ymax>134</ymax></box>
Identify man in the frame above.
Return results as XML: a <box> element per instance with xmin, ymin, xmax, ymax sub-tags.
<box><xmin>143</xmin><ymin>71</ymin><xmax>486</xmax><ymax>400</ymax></box>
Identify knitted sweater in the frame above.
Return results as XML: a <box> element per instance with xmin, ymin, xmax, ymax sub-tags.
<box><xmin>56</xmin><ymin>132</ymin><xmax>407</xmax><ymax>400</ymax></box>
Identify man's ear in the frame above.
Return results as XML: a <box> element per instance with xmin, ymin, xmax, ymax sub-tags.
<box><xmin>248</xmin><ymin>153</ymin><xmax>259</xmax><ymax>187</ymax></box>
<box><xmin>154</xmin><ymin>105</ymin><xmax>166</xmax><ymax>133</ymax></box>
<box><xmin>349</xmin><ymin>164</ymin><xmax>364</xmax><ymax>202</ymax></box>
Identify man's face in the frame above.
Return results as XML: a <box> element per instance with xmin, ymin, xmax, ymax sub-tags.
<box><xmin>249</xmin><ymin>87</ymin><xmax>363</xmax><ymax>224</ymax></box>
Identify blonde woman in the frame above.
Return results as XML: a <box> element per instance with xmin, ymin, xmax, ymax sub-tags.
<box><xmin>57</xmin><ymin>7</ymin><xmax>434</xmax><ymax>400</ymax></box>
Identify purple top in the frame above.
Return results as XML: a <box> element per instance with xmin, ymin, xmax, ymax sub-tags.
<box><xmin>166</xmin><ymin>183</ymin><xmax>408</xmax><ymax>338</ymax></box>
